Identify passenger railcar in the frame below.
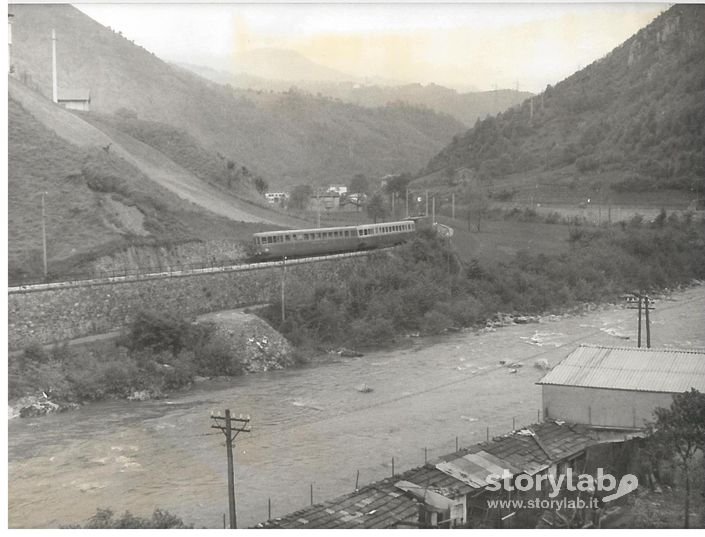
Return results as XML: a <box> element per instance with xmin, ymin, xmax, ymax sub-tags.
<box><xmin>252</xmin><ymin>220</ymin><xmax>416</xmax><ymax>260</ymax></box>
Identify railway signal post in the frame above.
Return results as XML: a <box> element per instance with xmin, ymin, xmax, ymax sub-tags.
<box><xmin>211</xmin><ymin>409</ymin><xmax>251</xmax><ymax>528</ymax></box>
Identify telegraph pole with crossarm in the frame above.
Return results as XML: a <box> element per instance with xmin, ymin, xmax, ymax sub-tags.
<box><xmin>211</xmin><ymin>409</ymin><xmax>251</xmax><ymax>528</ymax></box>
<box><xmin>624</xmin><ymin>293</ymin><xmax>655</xmax><ymax>348</ymax></box>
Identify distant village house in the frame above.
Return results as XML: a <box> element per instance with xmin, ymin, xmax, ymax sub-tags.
<box><xmin>265</xmin><ymin>192</ymin><xmax>288</xmax><ymax>204</ymax></box>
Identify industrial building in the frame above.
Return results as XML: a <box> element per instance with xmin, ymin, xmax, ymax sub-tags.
<box><xmin>537</xmin><ymin>345</ymin><xmax>705</xmax><ymax>429</ymax></box>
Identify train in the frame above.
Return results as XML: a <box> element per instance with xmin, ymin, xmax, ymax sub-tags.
<box><xmin>251</xmin><ymin>219</ymin><xmax>417</xmax><ymax>260</ymax></box>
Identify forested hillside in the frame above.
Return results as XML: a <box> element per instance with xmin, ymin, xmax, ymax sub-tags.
<box><xmin>9</xmin><ymin>4</ymin><xmax>464</xmax><ymax>186</ymax></box>
<box><xmin>424</xmin><ymin>5</ymin><xmax>705</xmax><ymax>197</ymax></box>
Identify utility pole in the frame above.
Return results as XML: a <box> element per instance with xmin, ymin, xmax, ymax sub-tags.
<box><xmin>644</xmin><ymin>295</ymin><xmax>651</xmax><ymax>348</ymax></box>
<box><xmin>51</xmin><ymin>29</ymin><xmax>58</xmax><ymax>103</ymax></box>
<box><xmin>405</xmin><ymin>188</ymin><xmax>409</xmax><ymax>218</ymax></box>
<box><xmin>391</xmin><ymin>192</ymin><xmax>395</xmax><ymax>218</ymax></box>
<box><xmin>41</xmin><ymin>191</ymin><xmax>48</xmax><ymax>280</ymax></box>
<box><xmin>425</xmin><ymin>190</ymin><xmax>429</xmax><ymax>216</ymax></box>
<box><xmin>316</xmin><ymin>188</ymin><xmax>321</xmax><ymax>228</ymax></box>
<box><xmin>211</xmin><ymin>409</ymin><xmax>251</xmax><ymax>529</ymax></box>
<box><xmin>637</xmin><ymin>295</ymin><xmax>642</xmax><ymax>348</ymax></box>
<box><xmin>432</xmin><ymin>196</ymin><xmax>435</xmax><ymax>223</ymax></box>
<box><xmin>281</xmin><ymin>257</ymin><xmax>287</xmax><ymax>322</ymax></box>
<box><xmin>625</xmin><ymin>293</ymin><xmax>655</xmax><ymax>349</ymax></box>
<box><xmin>451</xmin><ymin>193</ymin><xmax>455</xmax><ymax>220</ymax></box>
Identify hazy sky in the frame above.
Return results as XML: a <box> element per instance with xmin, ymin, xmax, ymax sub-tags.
<box><xmin>75</xmin><ymin>2</ymin><xmax>668</xmax><ymax>92</ymax></box>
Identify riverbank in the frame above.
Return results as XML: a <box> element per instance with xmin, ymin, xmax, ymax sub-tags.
<box><xmin>8</xmin><ymin>309</ymin><xmax>298</xmax><ymax>419</ymax></box>
<box><xmin>9</xmin><ymin>284</ymin><xmax>704</xmax><ymax>528</ymax></box>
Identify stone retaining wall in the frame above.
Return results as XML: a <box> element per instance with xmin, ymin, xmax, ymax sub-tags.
<box><xmin>8</xmin><ymin>256</ymin><xmax>363</xmax><ymax>350</ymax></box>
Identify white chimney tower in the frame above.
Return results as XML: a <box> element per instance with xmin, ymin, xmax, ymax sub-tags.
<box><xmin>8</xmin><ymin>14</ymin><xmax>13</xmax><ymax>75</ymax></box>
<box><xmin>51</xmin><ymin>29</ymin><xmax>58</xmax><ymax>103</ymax></box>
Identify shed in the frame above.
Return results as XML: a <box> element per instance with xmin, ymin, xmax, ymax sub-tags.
<box><xmin>57</xmin><ymin>88</ymin><xmax>91</xmax><ymax>111</ymax></box>
<box><xmin>537</xmin><ymin>345</ymin><xmax>705</xmax><ymax>429</ymax></box>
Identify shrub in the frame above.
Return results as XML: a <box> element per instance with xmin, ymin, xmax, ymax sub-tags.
<box><xmin>194</xmin><ymin>337</ymin><xmax>244</xmax><ymax>376</ymax></box>
<box><xmin>422</xmin><ymin>309</ymin><xmax>454</xmax><ymax>335</ymax></box>
<box><xmin>348</xmin><ymin>317</ymin><xmax>396</xmax><ymax>348</ymax></box>
<box><xmin>126</xmin><ymin>310</ymin><xmax>194</xmax><ymax>355</ymax></box>
<box><xmin>66</xmin><ymin>508</ymin><xmax>192</xmax><ymax>529</ymax></box>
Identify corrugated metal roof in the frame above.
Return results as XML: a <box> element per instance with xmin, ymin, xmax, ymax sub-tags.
<box><xmin>255</xmin><ymin>422</ymin><xmax>595</xmax><ymax>528</ymax></box>
<box><xmin>537</xmin><ymin>345</ymin><xmax>705</xmax><ymax>393</ymax></box>
<box><xmin>254</xmin><ymin>463</ymin><xmax>471</xmax><ymax>529</ymax></box>
<box><xmin>435</xmin><ymin>421</ymin><xmax>593</xmax><ymax>489</ymax></box>
<box><xmin>58</xmin><ymin>88</ymin><xmax>90</xmax><ymax>101</ymax></box>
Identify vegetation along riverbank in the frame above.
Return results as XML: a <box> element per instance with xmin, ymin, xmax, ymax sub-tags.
<box><xmin>9</xmin><ymin>212</ymin><xmax>705</xmax><ymax>417</ymax></box>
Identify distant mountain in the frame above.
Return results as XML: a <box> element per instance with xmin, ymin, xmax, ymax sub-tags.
<box><xmin>422</xmin><ymin>5</ymin><xmax>705</xmax><ymax>197</ymax></box>
<box><xmin>232</xmin><ymin>47</ymin><xmax>355</xmax><ymax>83</ymax></box>
<box><xmin>9</xmin><ymin>4</ymin><xmax>464</xmax><ymax>187</ymax></box>
<box><xmin>178</xmin><ymin>61</ymin><xmax>532</xmax><ymax>126</ymax></box>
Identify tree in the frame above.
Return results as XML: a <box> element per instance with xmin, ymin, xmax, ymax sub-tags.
<box><xmin>349</xmin><ymin>174</ymin><xmax>370</xmax><ymax>195</ymax></box>
<box><xmin>253</xmin><ymin>176</ymin><xmax>269</xmax><ymax>195</ymax></box>
<box><xmin>646</xmin><ymin>389</ymin><xmax>705</xmax><ymax>528</ymax></box>
<box><xmin>289</xmin><ymin>184</ymin><xmax>313</xmax><ymax>210</ymax></box>
<box><xmin>384</xmin><ymin>173</ymin><xmax>412</xmax><ymax>197</ymax></box>
<box><xmin>366</xmin><ymin>193</ymin><xmax>387</xmax><ymax>223</ymax></box>
<box><xmin>463</xmin><ymin>182</ymin><xmax>489</xmax><ymax>232</ymax></box>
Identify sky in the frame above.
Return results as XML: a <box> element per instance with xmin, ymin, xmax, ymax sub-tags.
<box><xmin>74</xmin><ymin>2</ymin><xmax>668</xmax><ymax>93</ymax></box>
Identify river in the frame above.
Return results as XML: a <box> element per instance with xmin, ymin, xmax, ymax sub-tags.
<box><xmin>8</xmin><ymin>285</ymin><xmax>704</xmax><ymax>528</ymax></box>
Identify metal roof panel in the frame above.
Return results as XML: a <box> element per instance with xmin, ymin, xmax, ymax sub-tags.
<box><xmin>537</xmin><ymin>345</ymin><xmax>705</xmax><ymax>392</ymax></box>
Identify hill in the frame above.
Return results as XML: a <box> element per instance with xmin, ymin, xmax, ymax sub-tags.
<box><xmin>7</xmin><ymin>92</ymin><xmax>283</xmax><ymax>283</ymax></box>
<box><xmin>421</xmin><ymin>5</ymin><xmax>705</xmax><ymax>201</ymax></box>
<box><xmin>178</xmin><ymin>62</ymin><xmax>532</xmax><ymax>127</ymax></box>
<box><xmin>9</xmin><ymin>4</ymin><xmax>465</xmax><ymax>186</ymax></box>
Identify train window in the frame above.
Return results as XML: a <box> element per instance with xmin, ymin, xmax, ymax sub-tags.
<box><xmin>285</xmin><ymin>235</ymin><xmax>291</xmax><ymax>242</ymax></box>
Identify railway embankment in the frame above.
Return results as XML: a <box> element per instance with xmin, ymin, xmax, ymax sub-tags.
<box><xmin>8</xmin><ymin>253</ymin><xmax>369</xmax><ymax>350</ymax></box>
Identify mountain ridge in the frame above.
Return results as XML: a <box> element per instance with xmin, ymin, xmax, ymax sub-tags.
<box><xmin>421</xmin><ymin>4</ymin><xmax>705</xmax><ymax>198</ymax></box>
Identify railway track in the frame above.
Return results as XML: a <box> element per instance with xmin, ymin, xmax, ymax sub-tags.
<box><xmin>8</xmin><ymin>248</ymin><xmax>397</xmax><ymax>294</ymax></box>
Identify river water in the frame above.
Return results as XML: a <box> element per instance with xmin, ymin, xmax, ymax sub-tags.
<box><xmin>8</xmin><ymin>286</ymin><xmax>704</xmax><ymax>528</ymax></box>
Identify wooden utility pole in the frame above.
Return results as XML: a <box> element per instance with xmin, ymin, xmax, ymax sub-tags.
<box><xmin>405</xmin><ymin>188</ymin><xmax>409</xmax><ymax>217</ymax></box>
<box><xmin>211</xmin><ymin>409</ymin><xmax>251</xmax><ymax>529</ymax></box>
<box><xmin>637</xmin><ymin>295</ymin><xmax>642</xmax><ymax>348</ymax></box>
<box><xmin>41</xmin><ymin>192</ymin><xmax>48</xmax><ymax>279</ymax></box>
<box><xmin>625</xmin><ymin>293</ymin><xmax>655</xmax><ymax>349</ymax></box>
<box><xmin>432</xmin><ymin>196</ymin><xmax>435</xmax><ymax>223</ymax></box>
<box><xmin>51</xmin><ymin>29</ymin><xmax>58</xmax><ymax>103</ymax></box>
<box><xmin>644</xmin><ymin>295</ymin><xmax>651</xmax><ymax>348</ymax></box>
<box><xmin>281</xmin><ymin>257</ymin><xmax>287</xmax><ymax>322</ymax></box>
<box><xmin>391</xmin><ymin>192</ymin><xmax>395</xmax><ymax>218</ymax></box>
<box><xmin>316</xmin><ymin>188</ymin><xmax>321</xmax><ymax>228</ymax></box>
<box><xmin>451</xmin><ymin>193</ymin><xmax>455</xmax><ymax>219</ymax></box>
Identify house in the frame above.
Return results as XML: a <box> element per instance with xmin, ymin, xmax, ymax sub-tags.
<box><xmin>327</xmin><ymin>184</ymin><xmax>348</xmax><ymax>196</ymax></box>
<box><xmin>57</xmin><ymin>88</ymin><xmax>91</xmax><ymax>111</ymax></box>
<box><xmin>264</xmin><ymin>192</ymin><xmax>288</xmax><ymax>204</ymax></box>
<box><xmin>537</xmin><ymin>345</ymin><xmax>705</xmax><ymax>430</ymax></box>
